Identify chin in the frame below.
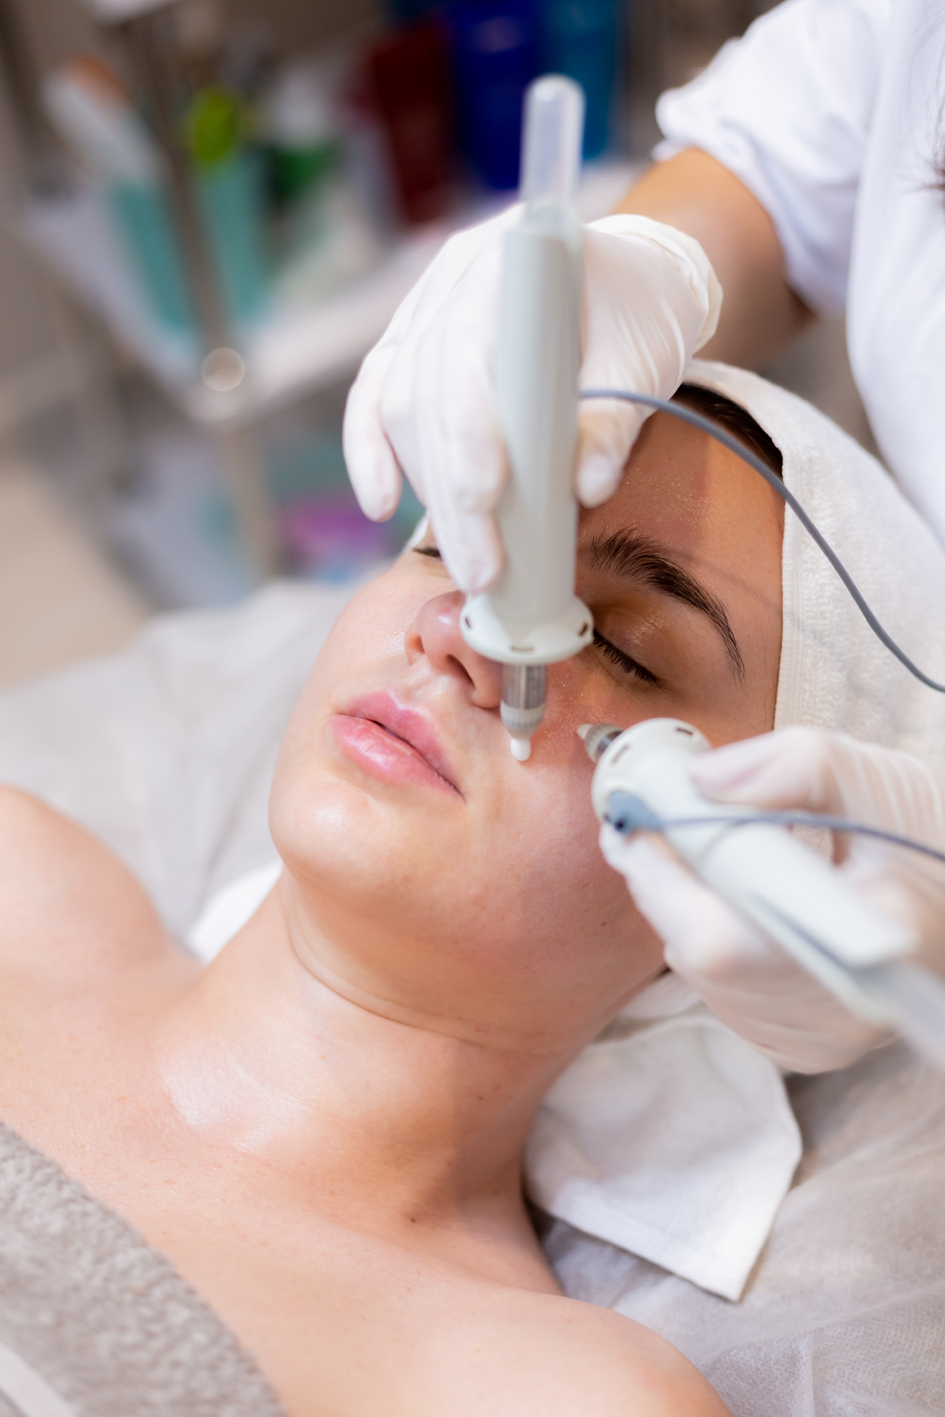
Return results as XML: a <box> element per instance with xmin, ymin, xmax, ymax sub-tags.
<box><xmin>271</xmin><ymin>763</ymin><xmax>459</xmax><ymax>920</ymax></box>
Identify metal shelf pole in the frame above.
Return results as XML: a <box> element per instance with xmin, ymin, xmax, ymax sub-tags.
<box><xmin>108</xmin><ymin>2</ymin><xmax>280</xmax><ymax>577</ymax></box>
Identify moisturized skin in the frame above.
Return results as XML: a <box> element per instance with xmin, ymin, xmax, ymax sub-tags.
<box><xmin>0</xmin><ymin>413</ymin><xmax>781</xmax><ymax>1417</ymax></box>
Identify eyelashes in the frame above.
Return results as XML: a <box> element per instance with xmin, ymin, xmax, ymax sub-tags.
<box><xmin>413</xmin><ymin>547</ymin><xmax>658</xmax><ymax>687</ymax></box>
<box><xmin>592</xmin><ymin>630</ymin><xmax>660</xmax><ymax>686</ymax></box>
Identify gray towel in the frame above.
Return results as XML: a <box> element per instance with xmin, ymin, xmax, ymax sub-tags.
<box><xmin>0</xmin><ymin>1119</ymin><xmax>284</xmax><ymax>1417</ymax></box>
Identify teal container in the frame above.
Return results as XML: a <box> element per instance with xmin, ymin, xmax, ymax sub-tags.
<box><xmin>541</xmin><ymin>0</ymin><xmax>620</xmax><ymax>159</ymax></box>
<box><xmin>109</xmin><ymin>180</ymin><xmax>194</xmax><ymax>332</ymax></box>
<box><xmin>195</xmin><ymin>149</ymin><xmax>270</xmax><ymax>324</ymax></box>
<box><xmin>109</xmin><ymin>156</ymin><xmax>270</xmax><ymax>334</ymax></box>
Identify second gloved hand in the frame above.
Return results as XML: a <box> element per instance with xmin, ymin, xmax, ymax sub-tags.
<box><xmin>600</xmin><ymin>727</ymin><xmax>945</xmax><ymax>1073</ymax></box>
<box><xmin>343</xmin><ymin>209</ymin><xmax>721</xmax><ymax>593</ymax></box>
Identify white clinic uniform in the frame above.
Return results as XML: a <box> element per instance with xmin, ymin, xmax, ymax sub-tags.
<box><xmin>655</xmin><ymin>0</ymin><xmax>945</xmax><ymax>548</ymax></box>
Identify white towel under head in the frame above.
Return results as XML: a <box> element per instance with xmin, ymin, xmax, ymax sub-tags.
<box><xmin>187</xmin><ymin>360</ymin><xmax>945</xmax><ymax>1303</ymax></box>
<box><xmin>525</xmin><ymin>978</ymin><xmax>801</xmax><ymax>1300</ymax></box>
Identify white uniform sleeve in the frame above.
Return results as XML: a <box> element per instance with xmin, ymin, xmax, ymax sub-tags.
<box><xmin>655</xmin><ymin>0</ymin><xmax>893</xmax><ymax>315</ymax></box>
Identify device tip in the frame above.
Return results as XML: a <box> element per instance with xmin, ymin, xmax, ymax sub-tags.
<box><xmin>579</xmin><ymin>722</ymin><xmax>623</xmax><ymax>763</ymax></box>
<box><xmin>509</xmin><ymin>736</ymin><xmax>532</xmax><ymax>761</ymax></box>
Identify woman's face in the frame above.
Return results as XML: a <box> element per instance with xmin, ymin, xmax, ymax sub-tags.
<box><xmin>270</xmin><ymin>411</ymin><xmax>784</xmax><ymax>1047</ymax></box>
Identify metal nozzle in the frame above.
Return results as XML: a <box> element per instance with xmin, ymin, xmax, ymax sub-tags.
<box><xmin>578</xmin><ymin>722</ymin><xmax>622</xmax><ymax>763</ymax></box>
<box><xmin>502</xmin><ymin>664</ymin><xmax>546</xmax><ymax>761</ymax></box>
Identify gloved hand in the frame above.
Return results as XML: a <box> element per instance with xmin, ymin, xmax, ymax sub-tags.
<box><xmin>600</xmin><ymin>727</ymin><xmax>945</xmax><ymax>1073</ymax></box>
<box><xmin>342</xmin><ymin>208</ymin><xmax>721</xmax><ymax>592</ymax></box>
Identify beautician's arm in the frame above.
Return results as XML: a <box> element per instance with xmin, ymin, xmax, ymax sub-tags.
<box><xmin>616</xmin><ymin>148</ymin><xmax>814</xmax><ymax>368</ymax></box>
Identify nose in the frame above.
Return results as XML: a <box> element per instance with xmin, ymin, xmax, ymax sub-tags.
<box><xmin>405</xmin><ymin>591</ymin><xmax>503</xmax><ymax>709</ymax></box>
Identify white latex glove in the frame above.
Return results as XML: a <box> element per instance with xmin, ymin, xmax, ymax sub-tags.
<box><xmin>342</xmin><ymin>209</ymin><xmax>721</xmax><ymax>592</ymax></box>
<box><xmin>600</xmin><ymin>727</ymin><xmax>945</xmax><ymax>1074</ymax></box>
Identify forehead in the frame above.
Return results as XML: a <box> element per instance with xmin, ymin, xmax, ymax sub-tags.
<box><xmin>578</xmin><ymin>408</ymin><xmax>784</xmax><ymax>581</ymax></box>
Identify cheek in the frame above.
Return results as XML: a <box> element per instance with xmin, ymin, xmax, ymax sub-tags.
<box><xmin>310</xmin><ymin>570</ymin><xmax>415</xmax><ymax>687</ymax></box>
<box><xmin>456</xmin><ymin>753</ymin><xmax>663</xmax><ymax>989</ymax></box>
<box><xmin>541</xmin><ymin>653</ymin><xmax>656</xmax><ymax>745</ymax></box>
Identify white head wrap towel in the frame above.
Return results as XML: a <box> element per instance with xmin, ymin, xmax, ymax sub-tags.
<box><xmin>524</xmin><ymin>358</ymin><xmax>945</xmax><ymax>1301</ymax></box>
<box><xmin>688</xmin><ymin>359</ymin><xmax>945</xmax><ymax>770</ymax></box>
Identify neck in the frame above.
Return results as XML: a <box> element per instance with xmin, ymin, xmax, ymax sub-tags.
<box><xmin>152</xmin><ymin>881</ymin><xmax>589</xmax><ymax>1233</ymax></box>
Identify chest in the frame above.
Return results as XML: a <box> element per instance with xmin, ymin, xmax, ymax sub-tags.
<box><xmin>0</xmin><ymin>1048</ymin><xmax>544</xmax><ymax>1417</ymax></box>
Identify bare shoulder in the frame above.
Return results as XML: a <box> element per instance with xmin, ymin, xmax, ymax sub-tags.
<box><xmin>507</xmin><ymin>1294</ymin><xmax>731</xmax><ymax>1416</ymax></box>
<box><xmin>440</xmin><ymin>1287</ymin><xmax>731</xmax><ymax>1416</ymax></box>
<box><xmin>0</xmin><ymin>783</ymin><xmax>170</xmax><ymax>981</ymax></box>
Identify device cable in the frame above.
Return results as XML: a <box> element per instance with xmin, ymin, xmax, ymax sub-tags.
<box><xmin>604</xmin><ymin>790</ymin><xmax>945</xmax><ymax>867</ymax></box>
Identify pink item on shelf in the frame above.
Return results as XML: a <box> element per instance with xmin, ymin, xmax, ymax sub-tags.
<box><xmin>279</xmin><ymin>492</ymin><xmax>392</xmax><ymax>579</ymax></box>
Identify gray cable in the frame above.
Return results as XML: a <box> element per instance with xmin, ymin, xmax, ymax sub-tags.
<box><xmin>605</xmin><ymin>793</ymin><xmax>945</xmax><ymax>867</ymax></box>
<box><xmin>579</xmin><ymin>389</ymin><xmax>945</xmax><ymax>695</ymax></box>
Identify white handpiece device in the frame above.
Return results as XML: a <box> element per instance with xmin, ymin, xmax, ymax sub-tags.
<box><xmin>583</xmin><ymin>718</ymin><xmax>945</xmax><ymax>1068</ymax></box>
<box><xmin>460</xmin><ymin>76</ymin><xmax>593</xmax><ymax>761</ymax></box>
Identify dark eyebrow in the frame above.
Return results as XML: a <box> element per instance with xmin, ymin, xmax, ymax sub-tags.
<box><xmin>584</xmin><ymin>529</ymin><xmax>745</xmax><ymax>681</ymax></box>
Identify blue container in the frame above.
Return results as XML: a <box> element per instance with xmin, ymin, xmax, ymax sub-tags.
<box><xmin>447</xmin><ymin>0</ymin><xmax>541</xmax><ymax>190</ymax></box>
<box><xmin>110</xmin><ymin>153</ymin><xmax>269</xmax><ymax>335</ymax></box>
<box><xmin>541</xmin><ymin>0</ymin><xmax>619</xmax><ymax>159</ymax></box>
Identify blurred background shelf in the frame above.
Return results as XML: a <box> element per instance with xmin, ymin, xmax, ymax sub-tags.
<box><xmin>2</xmin><ymin>0</ymin><xmax>652</xmax><ymax>598</ymax></box>
<box><xmin>0</xmin><ymin>0</ymin><xmax>876</xmax><ymax>685</ymax></box>
<box><xmin>80</xmin><ymin>0</ymin><xmax>177</xmax><ymax>19</ymax></box>
<box><xmin>25</xmin><ymin>157</ymin><xmax>637</xmax><ymax>426</ymax></box>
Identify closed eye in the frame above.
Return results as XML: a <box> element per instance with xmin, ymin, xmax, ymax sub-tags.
<box><xmin>592</xmin><ymin>630</ymin><xmax>660</xmax><ymax>687</ymax></box>
<box><xmin>413</xmin><ymin>542</ymin><xmax>657</xmax><ymax>686</ymax></box>
<box><xmin>411</xmin><ymin>548</ymin><xmax>658</xmax><ymax>686</ymax></box>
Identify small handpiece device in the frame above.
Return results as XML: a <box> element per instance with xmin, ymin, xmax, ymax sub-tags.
<box><xmin>581</xmin><ymin>718</ymin><xmax>945</xmax><ymax>1067</ymax></box>
<box><xmin>460</xmin><ymin>76</ymin><xmax>593</xmax><ymax>761</ymax></box>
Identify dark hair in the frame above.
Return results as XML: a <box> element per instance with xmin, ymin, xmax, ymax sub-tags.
<box><xmin>672</xmin><ymin>383</ymin><xmax>784</xmax><ymax>479</ymax></box>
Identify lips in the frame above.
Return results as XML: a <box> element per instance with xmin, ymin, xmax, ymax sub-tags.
<box><xmin>331</xmin><ymin>692</ymin><xmax>461</xmax><ymax>797</ymax></box>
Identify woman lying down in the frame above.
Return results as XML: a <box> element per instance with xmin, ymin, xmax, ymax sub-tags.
<box><xmin>0</xmin><ymin>363</ymin><xmax>944</xmax><ymax>1417</ymax></box>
